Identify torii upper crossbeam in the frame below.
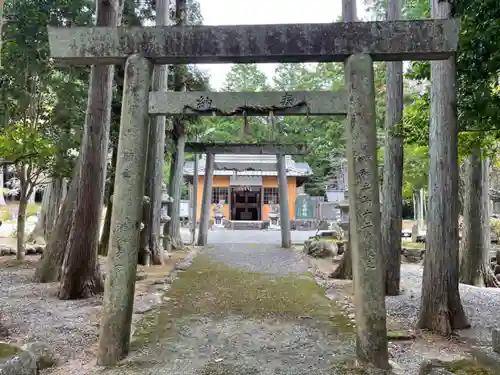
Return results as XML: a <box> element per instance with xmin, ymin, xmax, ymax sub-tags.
<box><xmin>47</xmin><ymin>20</ymin><xmax>460</xmax><ymax>65</ymax></box>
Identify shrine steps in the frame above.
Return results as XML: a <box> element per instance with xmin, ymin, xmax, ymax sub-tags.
<box><xmin>228</xmin><ymin>220</ymin><xmax>264</xmax><ymax>230</ymax></box>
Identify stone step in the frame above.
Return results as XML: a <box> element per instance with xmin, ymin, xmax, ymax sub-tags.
<box><xmin>229</xmin><ymin>221</ymin><xmax>263</xmax><ymax>230</ymax></box>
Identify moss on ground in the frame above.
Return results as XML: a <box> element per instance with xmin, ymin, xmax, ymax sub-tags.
<box><xmin>0</xmin><ymin>343</ymin><xmax>20</xmax><ymax>359</ymax></box>
<box><xmin>386</xmin><ymin>330</ymin><xmax>415</xmax><ymax>340</ymax></box>
<box><xmin>132</xmin><ymin>255</ymin><xmax>353</xmax><ymax>349</ymax></box>
<box><xmin>448</xmin><ymin>359</ymin><xmax>495</xmax><ymax>375</ymax></box>
<box><xmin>401</xmin><ymin>241</ymin><xmax>424</xmax><ymax>249</ymax></box>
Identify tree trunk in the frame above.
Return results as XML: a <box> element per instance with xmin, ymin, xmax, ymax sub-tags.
<box><xmin>28</xmin><ymin>182</ymin><xmax>51</xmax><ymax>242</ymax></box>
<box><xmin>163</xmin><ymin>152</ymin><xmax>176</xmax><ymax>252</ymax></box>
<box><xmin>47</xmin><ymin>179</ymin><xmax>65</xmax><ymax>233</ymax></box>
<box><xmin>329</xmin><ymin>235</ymin><xmax>353</xmax><ymax>279</ymax></box>
<box><xmin>460</xmin><ymin>149</ymin><xmax>499</xmax><ymax>287</ymax></box>
<box><xmin>15</xmin><ymin>163</ymin><xmax>31</xmax><ymax>261</ymax></box>
<box><xmin>58</xmin><ymin>0</ymin><xmax>123</xmax><ymax>300</ymax></box>
<box><xmin>0</xmin><ymin>169</ymin><xmax>5</xmax><ymax>206</ymax></box>
<box><xmin>16</xmin><ymin>194</ymin><xmax>28</xmax><ymax>261</ymax></box>
<box><xmin>329</xmin><ymin>0</ymin><xmax>357</xmax><ymax>280</ymax></box>
<box><xmin>168</xmin><ymin>122</ymin><xmax>185</xmax><ymax>250</ymax></box>
<box><xmin>459</xmin><ymin>148</ymin><xmax>483</xmax><ymax>285</ymax></box>
<box><xmin>28</xmin><ymin>178</ymin><xmax>65</xmax><ymax>242</ymax></box>
<box><xmin>418</xmin><ymin>0</ymin><xmax>470</xmax><ymax>335</ymax></box>
<box><xmin>481</xmin><ymin>156</ymin><xmax>498</xmax><ymax>287</ymax></box>
<box><xmin>27</xmin><ymin>191</ymin><xmax>36</xmax><ymax>205</ymax></box>
<box><xmin>140</xmin><ymin>0</ymin><xmax>170</xmax><ymax>266</ymax></box>
<box><xmin>191</xmin><ymin>153</ymin><xmax>199</xmax><ymax>244</ymax></box>
<box><xmin>197</xmin><ymin>153</ymin><xmax>214</xmax><ymax>246</ymax></box>
<box><xmin>164</xmin><ymin>0</ymin><xmax>187</xmax><ymax>251</ymax></box>
<box><xmin>99</xmin><ymin>141</ymin><xmax>118</xmax><ymax>257</ymax></box>
<box><xmin>0</xmin><ymin>0</ymin><xmax>7</xmax><ymax>135</ymax></box>
<box><xmin>99</xmin><ymin>194</ymin><xmax>112</xmax><ymax>257</ymax></box>
<box><xmin>138</xmin><ymin>195</ymin><xmax>151</xmax><ymax>265</ymax></box>
<box><xmin>35</xmin><ymin>171</ymin><xmax>79</xmax><ymax>283</ymax></box>
<box><xmin>381</xmin><ymin>0</ymin><xmax>403</xmax><ymax>296</ymax></box>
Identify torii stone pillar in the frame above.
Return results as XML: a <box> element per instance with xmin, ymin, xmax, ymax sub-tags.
<box><xmin>197</xmin><ymin>153</ymin><xmax>214</xmax><ymax>246</ymax></box>
<box><xmin>277</xmin><ymin>154</ymin><xmax>291</xmax><ymax>248</ymax></box>
<box><xmin>98</xmin><ymin>54</ymin><xmax>152</xmax><ymax>364</ymax></box>
<box><xmin>345</xmin><ymin>53</ymin><xmax>389</xmax><ymax>368</ymax></box>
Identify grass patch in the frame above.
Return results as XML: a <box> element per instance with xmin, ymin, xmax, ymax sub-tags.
<box><xmin>401</xmin><ymin>241</ymin><xmax>424</xmax><ymax>249</ymax></box>
<box><xmin>448</xmin><ymin>359</ymin><xmax>496</xmax><ymax>375</ymax></box>
<box><xmin>132</xmin><ymin>255</ymin><xmax>353</xmax><ymax>349</ymax></box>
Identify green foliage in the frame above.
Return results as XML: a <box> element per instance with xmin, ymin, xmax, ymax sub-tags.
<box><xmin>1</xmin><ymin>0</ymin><xmax>93</xmax><ymax>182</ymax></box>
<box><xmin>491</xmin><ymin>219</ymin><xmax>500</xmax><ymax>239</ymax></box>
<box><xmin>402</xmin><ymin>91</ymin><xmax>429</xmax><ymax>147</ymax></box>
<box><xmin>383</xmin><ymin>0</ymin><xmax>500</xmax><ymax>197</ymax></box>
<box><xmin>223</xmin><ymin>64</ymin><xmax>270</xmax><ymax>92</ymax></box>
<box><xmin>402</xmin><ymin>145</ymin><xmax>429</xmax><ymax>199</ymax></box>
<box><xmin>403</xmin><ymin>0</ymin><xmax>500</xmax><ymax>138</ymax></box>
<box><xmin>0</xmin><ymin>122</ymin><xmax>55</xmax><ymax>169</ymax></box>
<box><xmin>363</xmin><ymin>0</ymin><xmax>429</xmax><ymax>20</ymax></box>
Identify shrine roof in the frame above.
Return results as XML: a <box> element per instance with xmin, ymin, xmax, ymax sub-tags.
<box><xmin>183</xmin><ymin>154</ymin><xmax>311</xmax><ymax>177</ymax></box>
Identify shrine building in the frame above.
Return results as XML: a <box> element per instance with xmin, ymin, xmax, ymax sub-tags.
<box><xmin>183</xmin><ymin>154</ymin><xmax>312</xmax><ymax>224</ymax></box>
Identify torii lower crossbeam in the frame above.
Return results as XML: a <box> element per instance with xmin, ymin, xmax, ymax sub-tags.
<box><xmin>149</xmin><ymin>91</ymin><xmax>346</xmax><ymax>116</ymax></box>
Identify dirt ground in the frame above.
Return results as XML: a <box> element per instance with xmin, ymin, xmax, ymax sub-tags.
<box><xmin>0</xmin><ymin>251</ymin><xmax>188</xmax><ymax>374</ymax></box>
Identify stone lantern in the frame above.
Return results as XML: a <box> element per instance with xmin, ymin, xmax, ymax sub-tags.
<box><xmin>160</xmin><ymin>187</ymin><xmax>173</xmax><ymax>224</ymax></box>
<box><xmin>335</xmin><ymin>201</ymin><xmax>349</xmax><ymax>232</ymax></box>
<box><xmin>334</xmin><ymin>191</ymin><xmax>350</xmax><ymax>254</ymax></box>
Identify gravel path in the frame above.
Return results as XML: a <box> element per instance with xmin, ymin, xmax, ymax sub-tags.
<box><xmin>204</xmin><ymin>243</ymin><xmax>309</xmax><ymax>274</ymax></box>
<box><xmin>93</xmin><ymin>243</ymin><xmax>356</xmax><ymax>375</ymax></box>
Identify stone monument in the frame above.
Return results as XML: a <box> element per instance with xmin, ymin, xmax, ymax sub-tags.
<box><xmin>295</xmin><ymin>193</ymin><xmax>315</xmax><ymax>220</ymax></box>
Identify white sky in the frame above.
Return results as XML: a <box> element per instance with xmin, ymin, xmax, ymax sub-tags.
<box><xmin>196</xmin><ymin>0</ymin><xmax>368</xmax><ymax>90</ymax></box>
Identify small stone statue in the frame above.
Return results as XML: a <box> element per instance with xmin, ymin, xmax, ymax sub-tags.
<box><xmin>268</xmin><ymin>199</ymin><xmax>280</xmax><ymax>229</ymax></box>
<box><xmin>213</xmin><ymin>199</ymin><xmax>225</xmax><ymax>226</ymax></box>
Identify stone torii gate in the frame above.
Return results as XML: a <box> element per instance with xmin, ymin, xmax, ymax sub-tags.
<box><xmin>47</xmin><ymin>18</ymin><xmax>460</xmax><ymax>367</ymax></box>
<box><xmin>152</xmin><ymin>89</ymin><xmax>347</xmax><ymax>248</ymax></box>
